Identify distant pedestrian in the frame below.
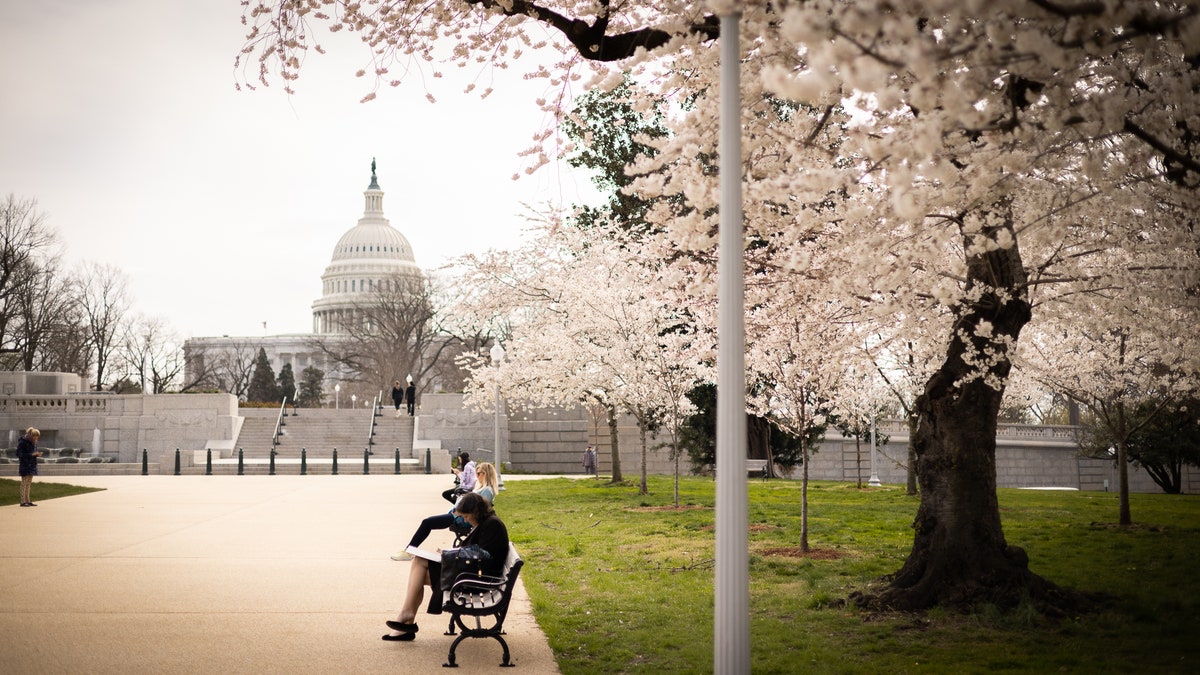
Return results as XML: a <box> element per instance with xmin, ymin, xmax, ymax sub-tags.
<box><xmin>391</xmin><ymin>380</ymin><xmax>404</xmax><ymax>418</ymax></box>
<box><xmin>17</xmin><ymin>427</ymin><xmax>42</xmax><ymax>507</ymax></box>
<box><xmin>582</xmin><ymin>444</ymin><xmax>597</xmax><ymax>476</ymax></box>
<box><xmin>405</xmin><ymin>381</ymin><xmax>416</xmax><ymax>416</ymax></box>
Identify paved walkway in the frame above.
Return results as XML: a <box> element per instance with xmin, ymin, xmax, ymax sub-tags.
<box><xmin>0</xmin><ymin>474</ymin><xmax>561</xmax><ymax>674</ymax></box>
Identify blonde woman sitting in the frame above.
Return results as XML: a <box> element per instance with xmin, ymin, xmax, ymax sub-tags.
<box><xmin>390</xmin><ymin>462</ymin><xmax>499</xmax><ymax>561</ymax></box>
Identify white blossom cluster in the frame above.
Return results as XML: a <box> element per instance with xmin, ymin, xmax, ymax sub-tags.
<box><xmin>448</xmin><ymin>217</ymin><xmax>706</xmax><ymax>440</ymax></box>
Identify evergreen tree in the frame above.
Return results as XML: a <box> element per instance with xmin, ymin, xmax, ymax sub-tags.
<box><xmin>247</xmin><ymin>347</ymin><xmax>279</xmax><ymax>402</ymax></box>
<box><xmin>297</xmin><ymin>366</ymin><xmax>324</xmax><ymax>408</ymax></box>
<box><xmin>277</xmin><ymin>362</ymin><xmax>297</xmax><ymax>404</ymax></box>
<box><xmin>562</xmin><ymin>76</ymin><xmax>669</xmax><ymax>236</ymax></box>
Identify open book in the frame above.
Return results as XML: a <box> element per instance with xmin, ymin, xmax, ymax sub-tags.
<box><xmin>405</xmin><ymin>545</ymin><xmax>458</xmax><ymax>562</ymax></box>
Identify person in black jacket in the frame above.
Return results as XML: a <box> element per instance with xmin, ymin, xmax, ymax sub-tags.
<box><xmin>404</xmin><ymin>380</ymin><xmax>416</xmax><ymax>416</ymax></box>
<box><xmin>390</xmin><ymin>380</ymin><xmax>404</xmax><ymax>418</ymax></box>
<box><xmin>17</xmin><ymin>427</ymin><xmax>42</xmax><ymax>507</ymax></box>
<box><xmin>382</xmin><ymin>492</ymin><xmax>509</xmax><ymax>641</ymax></box>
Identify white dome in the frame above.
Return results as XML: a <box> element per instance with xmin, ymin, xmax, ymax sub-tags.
<box><xmin>331</xmin><ymin>223</ymin><xmax>415</xmax><ymax>263</ymax></box>
<box><xmin>311</xmin><ymin>162</ymin><xmax>424</xmax><ymax>334</ymax></box>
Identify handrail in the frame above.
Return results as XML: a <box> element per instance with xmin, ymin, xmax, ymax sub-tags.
<box><xmin>364</xmin><ymin>392</ymin><xmax>380</xmax><ymax>453</ymax></box>
<box><xmin>271</xmin><ymin>397</ymin><xmax>288</xmax><ymax>453</ymax></box>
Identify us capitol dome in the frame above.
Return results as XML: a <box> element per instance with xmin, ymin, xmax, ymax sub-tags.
<box><xmin>312</xmin><ymin>160</ymin><xmax>424</xmax><ymax>334</ymax></box>
<box><xmin>183</xmin><ymin>160</ymin><xmax>424</xmax><ymax>399</ymax></box>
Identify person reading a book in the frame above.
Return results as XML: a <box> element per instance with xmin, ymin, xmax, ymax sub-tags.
<box><xmin>382</xmin><ymin>492</ymin><xmax>509</xmax><ymax>642</ymax></box>
<box><xmin>389</xmin><ymin>462</ymin><xmax>498</xmax><ymax>562</ymax></box>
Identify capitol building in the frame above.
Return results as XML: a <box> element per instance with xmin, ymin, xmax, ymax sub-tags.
<box><xmin>183</xmin><ymin>161</ymin><xmax>426</xmax><ymax>405</ymax></box>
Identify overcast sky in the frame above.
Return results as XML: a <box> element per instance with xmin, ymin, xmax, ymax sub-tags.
<box><xmin>0</xmin><ymin>0</ymin><xmax>599</xmax><ymax>339</ymax></box>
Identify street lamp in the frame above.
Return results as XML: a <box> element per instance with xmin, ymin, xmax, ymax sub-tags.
<box><xmin>335</xmin><ymin>383</ymin><xmax>340</xmax><ymax>409</ymax></box>
<box><xmin>351</xmin><ymin>394</ymin><xmax>357</xmax><ymax>411</ymax></box>
<box><xmin>868</xmin><ymin>414</ymin><xmax>882</xmax><ymax>487</ymax></box>
<box><xmin>489</xmin><ymin>341</ymin><xmax>505</xmax><ymax>490</ymax></box>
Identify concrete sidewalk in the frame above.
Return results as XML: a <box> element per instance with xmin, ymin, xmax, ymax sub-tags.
<box><xmin>0</xmin><ymin>474</ymin><xmax>560</xmax><ymax>674</ymax></box>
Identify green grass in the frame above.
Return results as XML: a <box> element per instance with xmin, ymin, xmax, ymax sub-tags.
<box><xmin>0</xmin><ymin>477</ymin><xmax>104</xmax><ymax>505</ymax></box>
<box><xmin>501</xmin><ymin>476</ymin><xmax>1200</xmax><ymax>674</ymax></box>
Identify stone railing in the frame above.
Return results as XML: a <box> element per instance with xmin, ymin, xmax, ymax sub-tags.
<box><xmin>869</xmin><ymin>419</ymin><xmax>1077</xmax><ymax>441</ymax></box>
<box><xmin>0</xmin><ymin>394</ymin><xmax>111</xmax><ymax>414</ymax></box>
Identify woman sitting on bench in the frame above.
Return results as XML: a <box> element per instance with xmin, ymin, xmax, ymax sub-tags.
<box><xmin>382</xmin><ymin>492</ymin><xmax>509</xmax><ymax>642</ymax></box>
<box><xmin>390</xmin><ymin>462</ymin><xmax>498</xmax><ymax>561</ymax></box>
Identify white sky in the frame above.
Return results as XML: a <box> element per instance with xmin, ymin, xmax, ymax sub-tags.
<box><xmin>0</xmin><ymin>0</ymin><xmax>600</xmax><ymax>339</ymax></box>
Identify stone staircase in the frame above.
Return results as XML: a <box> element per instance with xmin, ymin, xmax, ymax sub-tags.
<box><xmin>233</xmin><ymin>407</ymin><xmax>415</xmax><ymax>461</ymax></box>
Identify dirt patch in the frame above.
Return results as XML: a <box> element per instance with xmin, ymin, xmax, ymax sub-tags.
<box><xmin>757</xmin><ymin>546</ymin><xmax>846</xmax><ymax>560</ymax></box>
<box><xmin>630</xmin><ymin>504</ymin><xmax>712</xmax><ymax>512</ymax></box>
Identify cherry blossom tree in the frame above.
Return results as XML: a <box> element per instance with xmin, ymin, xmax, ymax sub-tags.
<box><xmin>831</xmin><ymin>356</ymin><xmax>895</xmax><ymax>490</ymax></box>
<box><xmin>455</xmin><ymin>220</ymin><xmax>704</xmax><ymax>490</ymax></box>
<box><xmin>242</xmin><ymin>0</ymin><xmax>1200</xmax><ymax>614</ymax></box>
<box><xmin>1019</xmin><ymin>302</ymin><xmax>1200</xmax><ymax>524</ymax></box>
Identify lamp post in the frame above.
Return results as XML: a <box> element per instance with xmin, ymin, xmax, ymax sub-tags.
<box><xmin>868</xmin><ymin>414</ymin><xmax>882</xmax><ymax>487</ymax></box>
<box><xmin>490</xmin><ymin>341</ymin><xmax>505</xmax><ymax>490</ymax></box>
<box><xmin>335</xmin><ymin>383</ymin><xmax>340</xmax><ymax>409</ymax></box>
<box><xmin>351</xmin><ymin>394</ymin><xmax>357</xmax><ymax>411</ymax></box>
<box><xmin>715</xmin><ymin>10</ymin><xmax>749</xmax><ymax>673</ymax></box>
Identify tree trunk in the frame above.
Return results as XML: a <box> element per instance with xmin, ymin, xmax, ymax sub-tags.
<box><xmin>906</xmin><ymin>413</ymin><xmax>919</xmax><ymax>495</ymax></box>
<box><xmin>800</xmin><ymin>396</ymin><xmax>810</xmax><ymax>553</ymax></box>
<box><xmin>1116</xmin><ymin>437</ymin><xmax>1132</xmax><ymax>525</ymax></box>
<box><xmin>855</xmin><ymin>435</ymin><xmax>862</xmax><ymax>489</ymax></box>
<box><xmin>638</xmin><ymin>418</ymin><xmax>648</xmax><ymax>495</ymax></box>
<box><xmin>672</xmin><ymin>431</ymin><xmax>681</xmax><ymax>507</ymax></box>
<box><xmin>865</xmin><ymin>214</ymin><xmax>1063</xmax><ymax>611</ymax></box>
<box><xmin>800</xmin><ymin>437</ymin><xmax>810</xmax><ymax>553</ymax></box>
<box><xmin>607</xmin><ymin>402</ymin><xmax>623</xmax><ymax>483</ymax></box>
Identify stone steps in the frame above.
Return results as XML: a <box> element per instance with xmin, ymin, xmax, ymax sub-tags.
<box><xmin>232</xmin><ymin>408</ymin><xmax>414</xmax><ymax>459</ymax></box>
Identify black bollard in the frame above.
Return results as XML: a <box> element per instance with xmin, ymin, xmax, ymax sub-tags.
<box><xmin>394</xmin><ymin>448</ymin><xmax>400</xmax><ymax>475</ymax></box>
<box><xmin>174</xmin><ymin>449</ymin><xmax>180</xmax><ymax>476</ymax></box>
<box><xmin>206</xmin><ymin>448</ymin><xmax>212</xmax><ymax>475</ymax></box>
<box><xmin>332</xmin><ymin>448</ymin><xmax>338</xmax><ymax>475</ymax></box>
<box><xmin>301</xmin><ymin>448</ymin><xmax>307</xmax><ymax>475</ymax></box>
<box><xmin>425</xmin><ymin>448</ymin><xmax>431</xmax><ymax>475</ymax></box>
<box><xmin>269</xmin><ymin>449</ymin><xmax>276</xmax><ymax>475</ymax></box>
<box><xmin>237</xmin><ymin>447</ymin><xmax>244</xmax><ymax>475</ymax></box>
<box><xmin>141</xmin><ymin>449</ymin><xmax>148</xmax><ymax>475</ymax></box>
<box><xmin>363</xmin><ymin>448</ymin><xmax>370</xmax><ymax>475</ymax></box>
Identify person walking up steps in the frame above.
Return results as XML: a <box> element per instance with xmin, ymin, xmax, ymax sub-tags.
<box><xmin>405</xmin><ymin>380</ymin><xmax>416</xmax><ymax>416</ymax></box>
<box><xmin>391</xmin><ymin>380</ymin><xmax>404</xmax><ymax>417</ymax></box>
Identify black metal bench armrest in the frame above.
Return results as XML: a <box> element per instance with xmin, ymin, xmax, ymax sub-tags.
<box><xmin>450</xmin><ymin>574</ymin><xmax>506</xmax><ymax>593</ymax></box>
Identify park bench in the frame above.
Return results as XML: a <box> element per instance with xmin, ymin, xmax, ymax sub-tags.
<box><xmin>441</xmin><ymin>543</ymin><xmax>524</xmax><ymax>668</ymax></box>
<box><xmin>746</xmin><ymin>459</ymin><xmax>770</xmax><ymax>479</ymax></box>
<box><xmin>699</xmin><ymin>459</ymin><xmax>772</xmax><ymax>478</ymax></box>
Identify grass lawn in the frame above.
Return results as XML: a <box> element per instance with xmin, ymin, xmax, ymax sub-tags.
<box><xmin>501</xmin><ymin>475</ymin><xmax>1200</xmax><ymax>674</ymax></box>
<box><xmin>0</xmin><ymin>477</ymin><xmax>104</xmax><ymax>506</ymax></box>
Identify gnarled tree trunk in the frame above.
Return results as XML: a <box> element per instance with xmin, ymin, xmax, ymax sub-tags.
<box><xmin>864</xmin><ymin>212</ymin><xmax>1062</xmax><ymax>611</ymax></box>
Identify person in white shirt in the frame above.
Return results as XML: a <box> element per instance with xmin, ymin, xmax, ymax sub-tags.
<box><xmin>442</xmin><ymin>451</ymin><xmax>476</xmax><ymax>504</ymax></box>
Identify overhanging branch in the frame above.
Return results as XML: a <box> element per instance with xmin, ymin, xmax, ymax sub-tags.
<box><xmin>464</xmin><ymin>0</ymin><xmax>720</xmax><ymax>61</ymax></box>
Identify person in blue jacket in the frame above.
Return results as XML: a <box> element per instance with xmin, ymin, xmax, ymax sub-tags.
<box><xmin>17</xmin><ymin>427</ymin><xmax>42</xmax><ymax>507</ymax></box>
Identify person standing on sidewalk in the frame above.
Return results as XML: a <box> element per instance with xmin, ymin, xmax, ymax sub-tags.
<box><xmin>582</xmin><ymin>445</ymin><xmax>597</xmax><ymax>476</ymax></box>
<box><xmin>17</xmin><ymin>427</ymin><xmax>42</xmax><ymax>507</ymax></box>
